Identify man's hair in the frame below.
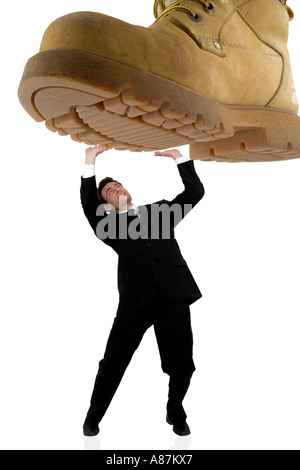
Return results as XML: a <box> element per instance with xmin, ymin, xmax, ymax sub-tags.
<box><xmin>97</xmin><ymin>177</ymin><xmax>122</xmax><ymax>203</ymax></box>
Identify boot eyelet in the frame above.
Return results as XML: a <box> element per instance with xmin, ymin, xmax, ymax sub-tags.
<box><xmin>188</xmin><ymin>13</ymin><xmax>202</xmax><ymax>23</ymax></box>
<box><xmin>203</xmin><ymin>2</ymin><xmax>216</xmax><ymax>14</ymax></box>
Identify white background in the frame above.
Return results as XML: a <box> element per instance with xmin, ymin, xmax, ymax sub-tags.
<box><xmin>0</xmin><ymin>0</ymin><xmax>299</xmax><ymax>451</ymax></box>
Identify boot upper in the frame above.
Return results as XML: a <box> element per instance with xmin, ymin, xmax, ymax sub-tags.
<box><xmin>39</xmin><ymin>0</ymin><xmax>298</xmax><ymax>113</ymax></box>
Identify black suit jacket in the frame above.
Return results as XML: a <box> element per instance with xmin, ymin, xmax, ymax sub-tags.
<box><xmin>80</xmin><ymin>160</ymin><xmax>205</xmax><ymax>313</ymax></box>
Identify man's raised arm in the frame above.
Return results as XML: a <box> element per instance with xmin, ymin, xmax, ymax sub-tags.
<box><xmin>154</xmin><ymin>149</ymin><xmax>205</xmax><ymax>211</ymax></box>
<box><xmin>80</xmin><ymin>145</ymin><xmax>108</xmax><ymax>233</ymax></box>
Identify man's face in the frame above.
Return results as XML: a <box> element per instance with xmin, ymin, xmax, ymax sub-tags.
<box><xmin>101</xmin><ymin>181</ymin><xmax>132</xmax><ymax>212</ymax></box>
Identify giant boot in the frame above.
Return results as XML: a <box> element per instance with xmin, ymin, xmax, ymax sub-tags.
<box><xmin>18</xmin><ymin>0</ymin><xmax>300</xmax><ymax>162</ymax></box>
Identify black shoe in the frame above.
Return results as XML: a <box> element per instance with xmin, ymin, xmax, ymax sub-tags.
<box><xmin>166</xmin><ymin>415</ymin><xmax>191</xmax><ymax>437</ymax></box>
<box><xmin>83</xmin><ymin>420</ymin><xmax>100</xmax><ymax>437</ymax></box>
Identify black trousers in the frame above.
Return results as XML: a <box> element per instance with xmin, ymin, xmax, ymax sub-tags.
<box><xmin>85</xmin><ymin>286</ymin><xmax>196</xmax><ymax>427</ymax></box>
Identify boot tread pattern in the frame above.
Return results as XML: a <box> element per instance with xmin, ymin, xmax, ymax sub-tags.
<box><xmin>45</xmin><ymin>91</ymin><xmax>227</xmax><ymax>152</ymax></box>
<box><xmin>44</xmin><ymin>88</ymin><xmax>300</xmax><ymax>162</ymax></box>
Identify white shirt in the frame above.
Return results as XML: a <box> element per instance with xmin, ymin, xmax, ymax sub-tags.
<box><xmin>82</xmin><ymin>154</ymin><xmax>191</xmax><ymax>215</ymax></box>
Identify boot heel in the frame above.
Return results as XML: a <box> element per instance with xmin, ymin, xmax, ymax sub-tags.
<box><xmin>190</xmin><ymin>110</ymin><xmax>300</xmax><ymax>162</ymax></box>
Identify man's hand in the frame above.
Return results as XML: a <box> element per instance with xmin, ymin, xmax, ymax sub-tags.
<box><xmin>85</xmin><ymin>144</ymin><xmax>109</xmax><ymax>164</ymax></box>
<box><xmin>154</xmin><ymin>149</ymin><xmax>183</xmax><ymax>160</ymax></box>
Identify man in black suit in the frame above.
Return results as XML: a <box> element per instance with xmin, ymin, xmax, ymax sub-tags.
<box><xmin>81</xmin><ymin>145</ymin><xmax>205</xmax><ymax>437</ymax></box>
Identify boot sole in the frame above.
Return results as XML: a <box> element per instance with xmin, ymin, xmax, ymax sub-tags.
<box><xmin>18</xmin><ymin>48</ymin><xmax>300</xmax><ymax>162</ymax></box>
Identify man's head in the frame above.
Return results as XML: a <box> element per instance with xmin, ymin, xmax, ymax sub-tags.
<box><xmin>97</xmin><ymin>177</ymin><xmax>132</xmax><ymax>212</ymax></box>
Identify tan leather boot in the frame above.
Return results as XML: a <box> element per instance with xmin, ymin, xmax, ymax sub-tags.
<box><xmin>18</xmin><ymin>0</ymin><xmax>300</xmax><ymax>162</ymax></box>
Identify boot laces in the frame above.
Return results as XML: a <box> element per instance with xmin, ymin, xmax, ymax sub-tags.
<box><xmin>153</xmin><ymin>0</ymin><xmax>215</xmax><ymax>21</ymax></box>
